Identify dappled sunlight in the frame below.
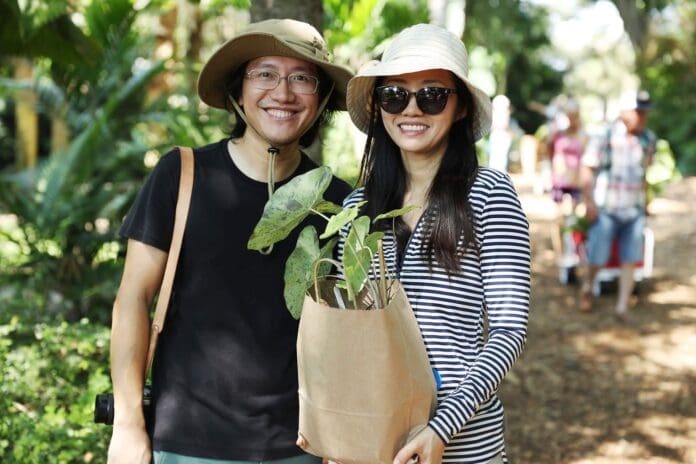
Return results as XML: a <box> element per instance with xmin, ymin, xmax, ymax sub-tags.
<box><xmin>503</xmin><ymin>174</ymin><xmax>696</xmax><ymax>463</ymax></box>
<box><xmin>570</xmin><ymin>318</ymin><xmax>696</xmax><ymax>373</ymax></box>
<box><xmin>648</xmin><ymin>197</ymin><xmax>690</xmax><ymax>215</ymax></box>
<box><xmin>648</xmin><ymin>281</ymin><xmax>696</xmax><ymax>307</ymax></box>
<box><xmin>569</xmin><ymin>415</ymin><xmax>696</xmax><ymax>463</ymax></box>
<box><xmin>633</xmin><ymin>415</ymin><xmax>696</xmax><ymax>463</ymax></box>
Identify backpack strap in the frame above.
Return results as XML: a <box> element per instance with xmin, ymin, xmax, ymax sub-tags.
<box><xmin>145</xmin><ymin>146</ymin><xmax>195</xmax><ymax>375</ymax></box>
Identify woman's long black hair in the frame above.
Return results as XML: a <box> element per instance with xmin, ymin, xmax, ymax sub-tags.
<box><xmin>359</xmin><ymin>75</ymin><xmax>480</xmax><ymax>273</ymax></box>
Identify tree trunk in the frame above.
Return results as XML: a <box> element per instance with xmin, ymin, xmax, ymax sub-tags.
<box><xmin>147</xmin><ymin>6</ymin><xmax>177</xmax><ymax>102</ymax></box>
<box><xmin>51</xmin><ymin>111</ymin><xmax>70</xmax><ymax>153</ymax></box>
<box><xmin>13</xmin><ymin>58</ymin><xmax>38</xmax><ymax>168</ymax></box>
<box><xmin>250</xmin><ymin>0</ymin><xmax>324</xmax><ymax>32</ymax></box>
<box><xmin>611</xmin><ymin>0</ymin><xmax>648</xmax><ymax>54</ymax></box>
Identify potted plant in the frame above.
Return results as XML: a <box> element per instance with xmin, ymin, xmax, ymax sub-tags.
<box><xmin>246</xmin><ymin>166</ymin><xmax>436</xmax><ymax>464</ymax></box>
<box><xmin>247</xmin><ymin>166</ymin><xmax>416</xmax><ymax>317</ymax></box>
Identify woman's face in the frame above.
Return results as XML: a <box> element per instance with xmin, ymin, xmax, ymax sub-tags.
<box><xmin>379</xmin><ymin>69</ymin><xmax>465</xmax><ymax>161</ymax></box>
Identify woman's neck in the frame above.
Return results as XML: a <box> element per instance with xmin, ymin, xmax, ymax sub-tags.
<box><xmin>401</xmin><ymin>150</ymin><xmax>443</xmax><ymax>199</ymax></box>
<box><xmin>399</xmin><ymin>150</ymin><xmax>444</xmax><ymax>229</ymax></box>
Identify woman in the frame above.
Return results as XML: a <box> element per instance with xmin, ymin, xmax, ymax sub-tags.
<box><xmin>547</xmin><ymin>99</ymin><xmax>588</xmax><ymax>284</ymax></box>
<box><xmin>345</xmin><ymin>24</ymin><xmax>530</xmax><ymax>464</ymax></box>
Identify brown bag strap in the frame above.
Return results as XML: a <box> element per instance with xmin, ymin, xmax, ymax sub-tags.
<box><xmin>145</xmin><ymin>146</ymin><xmax>194</xmax><ymax>375</ymax></box>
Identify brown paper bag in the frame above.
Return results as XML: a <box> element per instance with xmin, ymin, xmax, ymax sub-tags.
<box><xmin>297</xmin><ymin>279</ymin><xmax>437</xmax><ymax>464</ymax></box>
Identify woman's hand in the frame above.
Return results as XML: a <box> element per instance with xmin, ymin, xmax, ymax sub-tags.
<box><xmin>393</xmin><ymin>426</ymin><xmax>445</xmax><ymax>464</ymax></box>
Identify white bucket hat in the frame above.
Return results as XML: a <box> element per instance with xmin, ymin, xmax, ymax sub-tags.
<box><xmin>347</xmin><ymin>23</ymin><xmax>492</xmax><ymax>140</ymax></box>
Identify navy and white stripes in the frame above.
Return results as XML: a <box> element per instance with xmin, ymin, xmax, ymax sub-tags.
<box><xmin>337</xmin><ymin>168</ymin><xmax>530</xmax><ymax>463</ymax></box>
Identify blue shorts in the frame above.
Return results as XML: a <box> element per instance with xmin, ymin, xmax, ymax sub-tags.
<box><xmin>153</xmin><ymin>451</ymin><xmax>321</xmax><ymax>464</ymax></box>
<box><xmin>586</xmin><ymin>212</ymin><xmax>645</xmax><ymax>266</ymax></box>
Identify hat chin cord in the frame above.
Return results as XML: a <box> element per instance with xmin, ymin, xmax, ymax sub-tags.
<box><xmin>229</xmin><ymin>82</ymin><xmax>335</xmax><ymax>255</ymax></box>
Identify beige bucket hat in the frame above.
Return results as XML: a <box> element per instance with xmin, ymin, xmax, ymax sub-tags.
<box><xmin>347</xmin><ymin>23</ymin><xmax>492</xmax><ymax>140</ymax></box>
<box><xmin>197</xmin><ymin>19</ymin><xmax>353</xmax><ymax>110</ymax></box>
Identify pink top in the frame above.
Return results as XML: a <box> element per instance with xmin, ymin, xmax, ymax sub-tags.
<box><xmin>551</xmin><ymin>131</ymin><xmax>586</xmax><ymax>190</ymax></box>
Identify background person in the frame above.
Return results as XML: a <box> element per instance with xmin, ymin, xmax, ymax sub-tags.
<box><xmin>546</xmin><ymin>99</ymin><xmax>588</xmax><ymax>272</ymax></box>
<box><xmin>343</xmin><ymin>23</ymin><xmax>530</xmax><ymax>464</ymax></box>
<box><xmin>579</xmin><ymin>90</ymin><xmax>656</xmax><ymax>319</ymax></box>
<box><xmin>107</xmin><ymin>19</ymin><xmax>352</xmax><ymax>464</ymax></box>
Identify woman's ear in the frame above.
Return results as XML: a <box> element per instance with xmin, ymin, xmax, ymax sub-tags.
<box><xmin>456</xmin><ymin>105</ymin><xmax>468</xmax><ymax>121</ymax></box>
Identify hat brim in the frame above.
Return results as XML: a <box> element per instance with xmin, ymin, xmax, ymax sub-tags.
<box><xmin>347</xmin><ymin>58</ymin><xmax>492</xmax><ymax>141</ymax></box>
<box><xmin>197</xmin><ymin>32</ymin><xmax>353</xmax><ymax>110</ymax></box>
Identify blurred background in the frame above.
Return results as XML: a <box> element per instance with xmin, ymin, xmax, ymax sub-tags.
<box><xmin>0</xmin><ymin>1</ymin><xmax>693</xmax><ymax>462</ymax></box>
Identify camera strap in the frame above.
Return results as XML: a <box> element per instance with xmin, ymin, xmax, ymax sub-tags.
<box><xmin>145</xmin><ymin>146</ymin><xmax>195</xmax><ymax>376</ymax></box>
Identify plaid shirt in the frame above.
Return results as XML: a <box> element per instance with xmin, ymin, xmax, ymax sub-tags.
<box><xmin>583</xmin><ymin>120</ymin><xmax>656</xmax><ymax>220</ymax></box>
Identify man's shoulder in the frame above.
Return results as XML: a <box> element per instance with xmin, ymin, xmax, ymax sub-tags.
<box><xmin>641</xmin><ymin>128</ymin><xmax>657</xmax><ymax>143</ymax></box>
<box><xmin>191</xmin><ymin>139</ymin><xmax>227</xmax><ymax>158</ymax></box>
<box><xmin>326</xmin><ymin>174</ymin><xmax>352</xmax><ymax>200</ymax></box>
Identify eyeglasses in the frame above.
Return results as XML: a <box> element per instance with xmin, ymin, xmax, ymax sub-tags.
<box><xmin>245</xmin><ymin>69</ymin><xmax>320</xmax><ymax>95</ymax></box>
<box><xmin>374</xmin><ymin>85</ymin><xmax>458</xmax><ymax>115</ymax></box>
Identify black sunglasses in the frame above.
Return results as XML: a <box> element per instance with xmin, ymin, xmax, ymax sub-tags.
<box><xmin>374</xmin><ymin>85</ymin><xmax>458</xmax><ymax>115</ymax></box>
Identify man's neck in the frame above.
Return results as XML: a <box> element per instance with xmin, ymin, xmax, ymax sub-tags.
<box><xmin>228</xmin><ymin>133</ymin><xmax>303</xmax><ymax>183</ymax></box>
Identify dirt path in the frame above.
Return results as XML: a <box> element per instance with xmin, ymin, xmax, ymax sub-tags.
<box><xmin>499</xmin><ymin>176</ymin><xmax>696</xmax><ymax>464</ymax></box>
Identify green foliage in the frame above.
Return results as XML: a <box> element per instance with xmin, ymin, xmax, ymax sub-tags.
<box><xmin>283</xmin><ymin>227</ymin><xmax>338</xmax><ymax>319</ymax></box>
<box><xmin>0</xmin><ymin>317</ymin><xmax>111</xmax><ymax>463</ymax></box>
<box><xmin>249</xmin><ymin>167</ymin><xmax>411</xmax><ymax>317</ymax></box>
<box><xmin>465</xmin><ymin>0</ymin><xmax>563</xmax><ymax>133</ymax></box>
<box><xmin>247</xmin><ymin>167</ymin><xmax>334</xmax><ymax>250</ymax></box>
<box><xmin>322</xmin><ymin>113</ymin><xmax>360</xmax><ymax>186</ymax></box>
<box><xmin>646</xmin><ymin>139</ymin><xmax>681</xmax><ymax>200</ymax></box>
<box><xmin>0</xmin><ymin>0</ymin><xmax>101</xmax><ymax>64</ymax></box>
<box><xmin>324</xmin><ymin>0</ymin><xmax>429</xmax><ymax>58</ymax></box>
<box><xmin>639</xmin><ymin>1</ymin><xmax>696</xmax><ymax>174</ymax></box>
<box><xmin>0</xmin><ymin>0</ymin><xmax>171</xmax><ymax>323</ymax></box>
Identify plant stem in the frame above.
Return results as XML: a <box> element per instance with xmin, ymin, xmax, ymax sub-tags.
<box><xmin>309</xmin><ymin>208</ymin><xmax>331</xmax><ymax>222</ymax></box>
<box><xmin>377</xmin><ymin>239</ymin><xmax>387</xmax><ymax>307</ymax></box>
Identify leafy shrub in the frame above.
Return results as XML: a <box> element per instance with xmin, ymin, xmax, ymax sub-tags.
<box><xmin>0</xmin><ymin>318</ymin><xmax>111</xmax><ymax>463</ymax></box>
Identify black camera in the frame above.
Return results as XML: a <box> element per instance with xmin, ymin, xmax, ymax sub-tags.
<box><xmin>94</xmin><ymin>384</ymin><xmax>152</xmax><ymax>425</ymax></box>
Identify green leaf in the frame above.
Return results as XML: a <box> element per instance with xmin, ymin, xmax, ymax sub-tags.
<box><xmin>374</xmin><ymin>204</ymin><xmax>420</xmax><ymax>222</ymax></box>
<box><xmin>315</xmin><ymin>200</ymin><xmax>343</xmax><ymax>214</ymax></box>
<box><xmin>344</xmin><ymin>247</ymin><xmax>373</xmax><ymax>299</ymax></box>
<box><xmin>39</xmin><ymin>59</ymin><xmax>166</xmax><ymax>221</ymax></box>
<box><xmin>342</xmin><ymin>216</ymin><xmax>372</xmax><ymax>299</ymax></box>
<box><xmin>320</xmin><ymin>201</ymin><xmax>366</xmax><ymax>239</ymax></box>
<box><xmin>248</xmin><ymin>167</ymin><xmax>333</xmax><ymax>250</ymax></box>
<box><xmin>317</xmin><ymin>237</ymin><xmax>339</xmax><ymax>279</ymax></box>
<box><xmin>364</xmin><ymin>231</ymin><xmax>385</xmax><ymax>256</ymax></box>
<box><xmin>283</xmin><ymin>226</ymin><xmax>321</xmax><ymax>319</ymax></box>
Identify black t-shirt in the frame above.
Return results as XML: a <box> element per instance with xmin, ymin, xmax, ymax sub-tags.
<box><xmin>119</xmin><ymin>139</ymin><xmax>351</xmax><ymax>460</ymax></box>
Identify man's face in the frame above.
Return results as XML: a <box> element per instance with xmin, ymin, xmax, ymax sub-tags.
<box><xmin>237</xmin><ymin>56</ymin><xmax>321</xmax><ymax>147</ymax></box>
<box><xmin>621</xmin><ymin>108</ymin><xmax>649</xmax><ymax>134</ymax></box>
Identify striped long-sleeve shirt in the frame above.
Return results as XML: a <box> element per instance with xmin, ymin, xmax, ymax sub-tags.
<box><xmin>337</xmin><ymin>167</ymin><xmax>530</xmax><ymax>463</ymax></box>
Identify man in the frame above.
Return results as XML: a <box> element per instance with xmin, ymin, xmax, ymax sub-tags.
<box><xmin>107</xmin><ymin>19</ymin><xmax>353</xmax><ymax>464</ymax></box>
<box><xmin>579</xmin><ymin>90</ymin><xmax>656</xmax><ymax>320</ymax></box>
